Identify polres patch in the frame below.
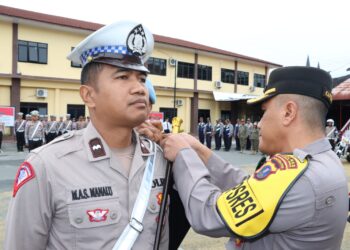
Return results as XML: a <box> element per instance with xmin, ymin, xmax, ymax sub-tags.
<box><xmin>13</xmin><ymin>162</ymin><xmax>36</xmax><ymax>197</ymax></box>
<box><xmin>254</xmin><ymin>165</ymin><xmax>273</xmax><ymax>180</ymax></box>
<box><xmin>87</xmin><ymin>208</ymin><xmax>109</xmax><ymax>222</ymax></box>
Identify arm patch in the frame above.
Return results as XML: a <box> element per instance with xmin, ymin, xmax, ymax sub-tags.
<box><xmin>13</xmin><ymin>161</ymin><xmax>36</xmax><ymax>197</ymax></box>
<box><xmin>216</xmin><ymin>154</ymin><xmax>309</xmax><ymax>240</ymax></box>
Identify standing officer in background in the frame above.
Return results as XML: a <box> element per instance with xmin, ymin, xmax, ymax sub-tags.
<box><xmin>250</xmin><ymin>121</ymin><xmax>259</xmax><ymax>154</ymax></box>
<box><xmin>325</xmin><ymin>118</ymin><xmax>338</xmax><ymax>150</ymax></box>
<box><xmin>214</xmin><ymin>118</ymin><xmax>223</xmax><ymax>150</ymax></box>
<box><xmin>162</xmin><ymin>118</ymin><xmax>172</xmax><ymax>134</ymax></box>
<box><xmin>198</xmin><ymin>116</ymin><xmax>206</xmax><ymax>144</ymax></box>
<box><xmin>46</xmin><ymin>114</ymin><xmax>59</xmax><ymax>143</ymax></box>
<box><xmin>234</xmin><ymin>118</ymin><xmax>240</xmax><ymax>151</ymax></box>
<box><xmin>63</xmin><ymin>113</ymin><xmax>73</xmax><ymax>133</ymax></box>
<box><xmin>24</xmin><ymin>110</ymin><xmax>45</xmax><ymax>152</ymax></box>
<box><xmin>57</xmin><ymin>115</ymin><xmax>64</xmax><ymax>136</ymax></box>
<box><xmin>14</xmin><ymin>112</ymin><xmax>26</xmax><ymax>152</ymax></box>
<box><xmin>161</xmin><ymin>66</ymin><xmax>348</xmax><ymax>250</ymax></box>
<box><xmin>205</xmin><ymin>117</ymin><xmax>213</xmax><ymax>149</ymax></box>
<box><xmin>5</xmin><ymin>20</ymin><xmax>169</xmax><ymax>250</ymax></box>
<box><xmin>223</xmin><ymin>119</ymin><xmax>233</xmax><ymax>151</ymax></box>
<box><xmin>238</xmin><ymin>118</ymin><xmax>248</xmax><ymax>153</ymax></box>
<box><xmin>25</xmin><ymin>113</ymin><xmax>31</xmax><ymax>122</ymax></box>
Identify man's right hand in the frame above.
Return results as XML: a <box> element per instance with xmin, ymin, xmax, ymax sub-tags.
<box><xmin>160</xmin><ymin>134</ymin><xmax>191</xmax><ymax>162</ymax></box>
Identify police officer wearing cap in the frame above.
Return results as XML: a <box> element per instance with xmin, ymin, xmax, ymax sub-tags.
<box><xmin>14</xmin><ymin>112</ymin><xmax>26</xmax><ymax>151</ymax></box>
<box><xmin>5</xmin><ymin>21</ymin><xmax>169</xmax><ymax>250</ymax></box>
<box><xmin>161</xmin><ymin>66</ymin><xmax>348</xmax><ymax>250</ymax></box>
<box><xmin>325</xmin><ymin>118</ymin><xmax>338</xmax><ymax>150</ymax></box>
<box><xmin>56</xmin><ymin>115</ymin><xmax>64</xmax><ymax>136</ymax></box>
<box><xmin>62</xmin><ymin>113</ymin><xmax>73</xmax><ymax>133</ymax></box>
<box><xmin>46</xmin><ymin>114</ymin><xmax>59</xmax><ymax>143</ymax></box>
<box><xmin>24</xmin><ymin>110</ymin><xmax>45</xmax><ymax>152</ymax></box>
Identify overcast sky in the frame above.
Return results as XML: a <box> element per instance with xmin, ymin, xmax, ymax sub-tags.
<box><xmin>1</xmin><ymin>0</ymin><xmax>350</xmax><ymax>77</ymax></box>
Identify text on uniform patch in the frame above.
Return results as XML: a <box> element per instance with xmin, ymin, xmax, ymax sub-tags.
<box><xmin>71</xmin><ymin>186</ymin><xmax>113</xmax><ymax>200</ymax></box>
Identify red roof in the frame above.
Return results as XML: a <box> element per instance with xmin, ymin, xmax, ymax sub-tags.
<box><xmin>0</xmin><ymin>5</ymin><xmax>281</xmax><ymax>67</ymax></box>
<box><xmin>332</xmin><ymin>78</ymin><xmax>350</xmax><ymax>100</ymax></box>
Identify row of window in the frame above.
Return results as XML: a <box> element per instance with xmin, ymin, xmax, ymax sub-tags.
<box><xmin>17</xmin><ymin>39</ymin><xmax>266</xmax><ymax>87</ymax></box>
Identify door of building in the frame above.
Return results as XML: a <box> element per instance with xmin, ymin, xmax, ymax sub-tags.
<box><xmin>159</xmin><ymin>107</ymin><xmax>177</xmax><ymax>122</ymax></box>
<box><xmin>198</xmin><ymin>109</ymin><xmax>210</xmax><ymax>121</ymax></box>
<box><xmin>67</xmin><ymin>104</ymin><xmax>85</xmax><ymax>120</ymax></box>
<box><xmin>20</xmin><ymin>102</ymin><xmax>48</xmax><ymax>116</ymax></box>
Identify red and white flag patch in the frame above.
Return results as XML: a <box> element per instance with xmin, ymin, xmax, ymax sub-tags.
<box><xmin>13</xmin><ymin>162</ymin><xmax>36</xmax><ymax>197</ymax></box>
<box><xmin>87</xmin><ymin>209</ymin><xmax>109</xmax><ymax>222</ymax></box>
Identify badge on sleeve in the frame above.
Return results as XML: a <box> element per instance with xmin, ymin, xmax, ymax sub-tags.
<box><xmin>13</xmin><ymin>162</ymin><xmax>36</xmax><ymax>197</ymax></box>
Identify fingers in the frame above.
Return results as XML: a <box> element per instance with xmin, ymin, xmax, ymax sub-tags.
<box><xmin>160</xmin><ymin>134</ymin><xmax>191</xmax><ymax>161</ymax></box>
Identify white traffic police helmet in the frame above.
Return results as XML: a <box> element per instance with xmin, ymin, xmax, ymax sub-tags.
<box><xmin>326</xmin><ymin>119</ymin><xmax>334</xmax><ymax>125</ymax></box>
<box><xmin>67</xmin><ymin>20</ymin><xmax>154</xmax><ymax>73</ymax></box>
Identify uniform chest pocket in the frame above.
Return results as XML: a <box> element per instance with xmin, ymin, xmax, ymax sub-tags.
<box><xmin>68</xmin><ymin>197</ymin><xmax>121</xmax><ymax>229</ymax></box>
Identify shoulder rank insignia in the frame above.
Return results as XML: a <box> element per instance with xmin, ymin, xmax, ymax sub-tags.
<box><xmin>13</xmin><ymin>162</ymin><xmax>36</xmax><ymax>197</ymax></box>
<box><xmin>216</xmin><ymin>154</ymin><xmax>308</xmax><ymax>240</ymax></box>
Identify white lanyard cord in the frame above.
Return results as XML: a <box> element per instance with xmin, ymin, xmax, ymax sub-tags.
<box><xmin>112</xmin><ymin>139</ymin><xmax>157</xmax><ymax>250</ymax></box>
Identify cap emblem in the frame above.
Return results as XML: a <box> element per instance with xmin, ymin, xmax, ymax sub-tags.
<box><xmin>324</xmin><ymin>90</ymin><xmax>333</xmax><ymax>104</ymax></box>
<box><xmin>127</xmin><ymin>24</ymin><xmax>147</xmax><ymax>57</ymax></box>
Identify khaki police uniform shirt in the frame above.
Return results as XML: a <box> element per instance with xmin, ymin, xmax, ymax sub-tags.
<box><xmin>172</xmin><ymin>138</ymin><xmax>348</xmax><ymax>250</ymax></box>
<box><xmin>5</xmin><ymin>123</ymin><xmax>169</xmax><ymax>250</ymax></box>
<box><xmin>46</xmin><ymin>121</ymin><xmax>59</xmax><ymax>134</ymax></box>
<box><xmin>24</xmin><ymin>120</ymin><xmax>45</xmax><ymax>144</ymax></box>
<box><xmin>63</xmin><ymin>120</ymin><xmax>73</xmax><ymax>132</ymax></box>
<box><xmin>14</xmin><ymin>119</ymin><xmax>26</xmax><ymax>133</ymax></box>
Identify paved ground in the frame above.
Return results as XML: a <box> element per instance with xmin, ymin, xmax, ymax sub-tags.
<box><xmin>0</xmin><ymin>140</ymin><xmax>349</xmax><ymax>249</ymax></box>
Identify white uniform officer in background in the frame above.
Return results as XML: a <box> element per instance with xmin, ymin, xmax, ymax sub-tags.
<box><xmin>63</xmin><ymin>113</ymin><xmax>73</xmax><ymax>133</ymax></box>
<box><xmin>161</xmin><ymin>66</ymin><xmax>348</xmax><ymax>250</ymax></box>
<box><xmin>4</xmin><ymin>21</ymin><xmax>169</xmax><ymax>250</ymax></box>
<box><xmin>325</xmin><ymin>118</ymin><xmax>338</xmax><ymax>150</ymax></box>
<box><xmin>24</xmin><ymin>110</ymin><xmax>45</xmax><ymax>151</ymax></box>
<box><xmin>14</xmin><ymin>112</ymin><xmax>26</xmax><ymax>152</ymax></box>
<box><xmin>46</xmin><ymin>114</ymin><xmax>59</xmax><ymax>143</ymax></box>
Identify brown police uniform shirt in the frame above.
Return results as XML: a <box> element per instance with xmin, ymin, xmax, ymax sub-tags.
<box><xmin>172</xmin><ymin>138</ymin><xmax>348</xmax><ymax>250</ymax></box>
<box><xmin>5</xmin><ymin>122</ymin><xmax>169</xmax><ymax>250</ymax></box>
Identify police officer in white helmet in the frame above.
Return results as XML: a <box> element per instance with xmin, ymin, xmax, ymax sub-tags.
<box><xmin>5</xmin><ymin>21</ymin><xmax>169</xmax><ymax>250</ymax></box>
<box><xmin>325</xmin><ymin>118</ymin><xmax>338</xmax><ymax>149</ymax></box>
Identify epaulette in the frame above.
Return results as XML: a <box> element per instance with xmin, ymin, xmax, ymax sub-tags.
<box><xmin>31</xmin><ymin>131</ymin><xmax>76</xmax><ymax>154</ymax></box>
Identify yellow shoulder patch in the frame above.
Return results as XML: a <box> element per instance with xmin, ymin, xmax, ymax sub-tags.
<box><xmin>216</xmin><ymin>154</ymin><xmax>308</xmax><ymax>240</ymax></box>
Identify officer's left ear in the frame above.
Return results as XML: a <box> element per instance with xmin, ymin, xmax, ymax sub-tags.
<box><xmin>79</xmin><ymin>85</ymin><xmax>96</xmax><ymax>108</ymax></box>
<box><xmin>282</xmin><ymin>100</ymin><xmax>298</xmax><ymax>126</ymax></box>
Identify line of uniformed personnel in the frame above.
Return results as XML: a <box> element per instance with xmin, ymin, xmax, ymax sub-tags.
<box><xmin>198</xmin><ymin>117</ymin><xmax>259</xmax><ymax>153</ymax></box>
<box><xmin>14</xmin><ymin>111</ymin><xmax>90</xmax><ymax>152</ymax></box>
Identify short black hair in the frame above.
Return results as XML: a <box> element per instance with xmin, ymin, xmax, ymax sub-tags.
<box><xmin>80</xmin><ymin>62</ymin><xmax>104</xmax><ymax>86</ymax></box>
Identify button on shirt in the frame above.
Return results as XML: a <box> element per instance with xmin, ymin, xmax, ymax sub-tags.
<box><xmin>5</xmin><ymin>123</ymin><xmax>169</xmax><ymax>250</ymax></box>
<box><xmin>172</xmin><ymin>138</ymin><xmax>348</xmax><ymax>250</ymax></box>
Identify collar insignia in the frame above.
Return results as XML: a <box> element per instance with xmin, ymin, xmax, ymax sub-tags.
<box><xmin>127</xmin><ymin>24</ymin><xmax>147</xmax><ymax>57</ymax></box>
<box><xmin>87</xmin><ymin>208</ymin><xmax>109</xmax><ymax>222</ymax></box>
<box><xmin>89</xmin><ymin>138</ymin><xmax>106</xmax><ymax>158</ymax></box>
